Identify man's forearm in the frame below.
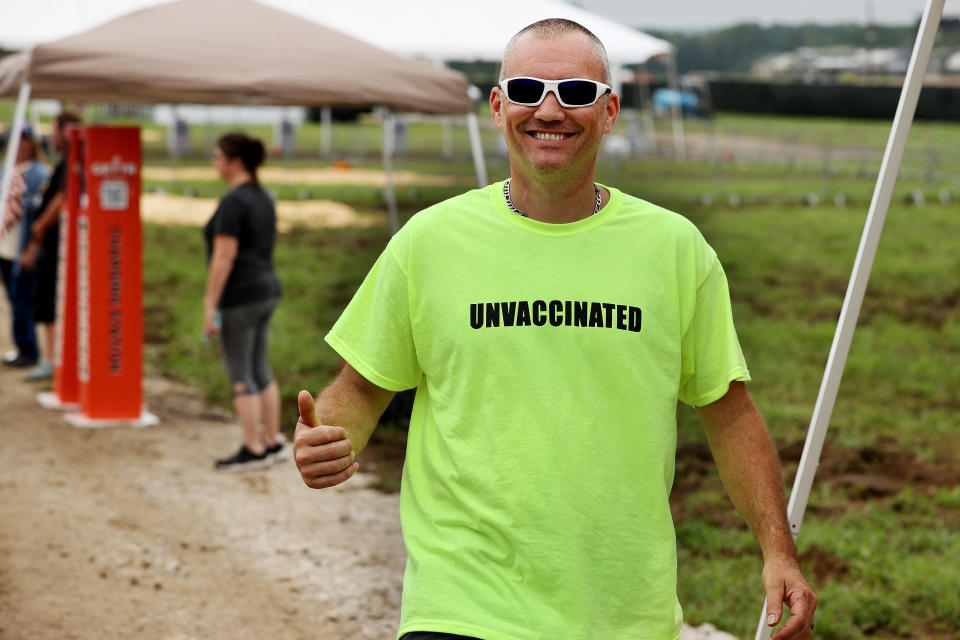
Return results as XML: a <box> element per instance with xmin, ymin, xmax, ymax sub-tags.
<box><xmin>698</xmin><ymin>382</ymin><xmax>797</xmax><ymax>562</ymax></box>
<box><xmin>31</xmin><ymin>191</ymin><xmax>65</xmax><ymax>240</ymax></box>
<box><xmin>316</xmin><ymin>365</ymin><xmax>395</xmax><ymax>457</ymax></box>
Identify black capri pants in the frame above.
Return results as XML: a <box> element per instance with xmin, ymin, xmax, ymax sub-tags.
<box><xmin>218</xmin><ymin>297</ymin><xmax>279</xmax><ymax>395</ymax></box>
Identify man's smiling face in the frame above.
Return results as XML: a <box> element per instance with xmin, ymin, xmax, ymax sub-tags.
<box><xmin>491</xmin><ymin>31</ymin><xmax>619</xmax><ymax>185</ymax></box>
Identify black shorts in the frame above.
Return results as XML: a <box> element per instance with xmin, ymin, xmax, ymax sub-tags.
<box><xmin>218</xmin><ymin>297</ymin><xmax>279</xmax><ymax>395</ymax></box>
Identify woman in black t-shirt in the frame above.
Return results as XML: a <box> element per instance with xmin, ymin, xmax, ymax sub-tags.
<box><xmin>204</xmin><ymin>132</ymin><xmax>284</xmax><ymax>471</ymax></box>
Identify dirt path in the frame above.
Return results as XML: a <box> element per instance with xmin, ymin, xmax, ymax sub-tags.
<box><xmin>141</xmin><ymin>193</ymin><xmax>383</xmax><ymax>230</ymax></box>
<box><xmin>142</xmin><ymin>166</ymin><xmax>461</xmax><ymax>187</ymax></box>
<box><xmin>0</xmin><ymin>295</ymin><xmax>732</xmax><ymax>640</ymax></box>
<box><xmin>0</xmin><ymin>285</ymin><xmax>406</xmax><ymax>639</ymax></box>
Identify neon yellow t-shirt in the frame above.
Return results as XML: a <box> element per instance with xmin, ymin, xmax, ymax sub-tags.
<box><xmin>326</xmin><ymin>182</ymin><xmax>750</xmax><ymax>640</ymax></box>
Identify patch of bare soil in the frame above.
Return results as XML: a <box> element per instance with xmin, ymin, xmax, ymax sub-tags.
<box><xmin>141</xmin><ymin>193</ymin><xmax>383</xmax><ymax>231</ymax></box>
<box><xmin>779</xmin><ymin>437</ymin><xmax>960</xmax><ymax>501</ymax></box>
<box><xmin>798</xmin><ymin>545</ymin><xmax>850</xmax><ymax>585</ymax></box>
<box><xmin>142</xmin><ymin>166</ymin><xmax>460</xmax><ymax>187</ymax></box>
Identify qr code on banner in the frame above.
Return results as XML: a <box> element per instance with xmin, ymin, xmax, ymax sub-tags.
<box><xmin>100</xmin><ymin>180</ymin><xmax>129</xmax><ymax>210</ymax></box>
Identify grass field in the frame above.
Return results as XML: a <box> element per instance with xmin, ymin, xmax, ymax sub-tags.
<box><xmin>7</xmin><ymin>103</ymin><xmax>956</xmax><ymax>638</ymax></box>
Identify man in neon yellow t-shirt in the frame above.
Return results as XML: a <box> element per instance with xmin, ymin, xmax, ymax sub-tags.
<box><xmin>294</xmin><ymin>19</ymin><xmax>817</xmax><ymax>640</ymax></box>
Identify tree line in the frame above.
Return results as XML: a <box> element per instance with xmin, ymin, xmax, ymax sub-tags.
<box><xmin>647</xmin><ymin>20</ymin><xmax>960</xmax><ymax>74</ymax></box>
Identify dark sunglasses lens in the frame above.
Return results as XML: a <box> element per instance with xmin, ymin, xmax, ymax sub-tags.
<box><xmin>558</xmin><ymin>80</ymin><xmax>599</xmax><ymax>106</ymax></box>
<box><xmin>507</xmin><ymin>78</ymin><xmax>545</xmax><ymax>104</ymax></box>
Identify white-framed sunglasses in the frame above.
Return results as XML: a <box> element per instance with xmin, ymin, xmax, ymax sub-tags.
<box><xmin>499</xmin><ymin>76</ymin><xmax>612</xmax><ymax>108</ymax></box>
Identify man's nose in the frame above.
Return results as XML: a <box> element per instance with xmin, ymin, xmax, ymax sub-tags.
<box><xmin>534</xmin><ymin>90</ymin><xmax>566</xmax><ymax>121</ymax></box>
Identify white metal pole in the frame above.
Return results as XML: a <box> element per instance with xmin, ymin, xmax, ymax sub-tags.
<box><xmin>753</xmin><ymin>1</ymin><xmax>945</xmax><ymax>638</ymax></box>
<box><xmin>665</xmin><ymin>51</ymin><xmax>686</xmax><ymax>161</ymax></box>
<box><xmin>466</xmin><ymin>111</ymin><xmax>487</xmax><ymax>188</ymax></box>
<box><xmin>380</xmin><ymin>109</ymin><xmax>399</xmax><ymax>234</ymax></box>
<box><xmin>320</xmin><ymin>106</ymin><xmax>332</xmax><ymax>158</ymax></box>
<box><xmin>0</xmin><ymin>82</ymin><xmax>32</xmax><ymax>242</ymax></box>
<box><xmin>441</xmin><ymin>116</ymin><xmax>453</xmax><ymax>159</ymax></box>
<box><xmin>638</xmin><ymin>64</ymin><xmax>656</xmax><ymax>155</ymax></box>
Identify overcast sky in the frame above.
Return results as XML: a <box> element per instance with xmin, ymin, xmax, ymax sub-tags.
<box><xmin>575</xmin><ymin>0</ymin><xmax>960</xmax><ymax>31</ymax></box>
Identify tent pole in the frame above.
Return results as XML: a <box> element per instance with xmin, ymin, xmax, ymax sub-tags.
<box><xmin>637</xmin><ymin>64</ymin><xmax>656</xmax><ymax>156</ymax></box>
<box><xmin>752</xmin><ymin>1</ymin><xmax>945</xmax><ymax>638</ymax></box>
<box><xmin>0</xmin><ymin>82</ymin><xmax>32</xmax><ymax>240</ymax></box>
<box><xmin>380</xmin><ymin>109</ymin><xmax>399</xmax><ymax>234</ymax></box>
<box><xmin>665</xmin><ymin>51</ymin><xmax>686</xmax><ymax>161</ymax></box>
<box><xmin>29</xmin><ymin>100</ymin><xmax>40</xmax><ymax>132</ymax></box>
<box><xmin>320</xmin><ymin>106</ymin><xmax>332</xmax><ymax>158</ymax></box>
<box><xmin>466</xmin><ymin>111</ymin><xmax>487</xmax><ymax>188</ymax></box>
<box><xmin>441</xmin><ymin>117</ymin><xmax>453</xmax><ymax>159</ymax></box>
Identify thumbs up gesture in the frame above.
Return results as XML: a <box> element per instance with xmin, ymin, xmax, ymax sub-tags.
<box><xmin>294</xmin><ymin>389</ymin><xmax>359</xmax><ymax>489</ymax></box>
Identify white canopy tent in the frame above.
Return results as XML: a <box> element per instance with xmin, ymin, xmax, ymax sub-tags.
<box><xmin>264</xmin><ymin>0</ymin><xmax>672</xmax><ymax>68</ymax></box>
<box><xmin>262</xmin><ymin>0</ymin><xmax>684</xmax><ymax>158</ymax></box>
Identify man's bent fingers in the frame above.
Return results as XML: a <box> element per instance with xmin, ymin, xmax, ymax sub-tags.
<box><xmin>305</xmin><ymin>462</ymin><xmax>359</xmax><ymax>489</ymax></box>
<box><xmin>300</xmin><ymin>454</ymin><xmax>355</xmax><ymax>479</ymax></box>
<box><xmin>295</xmin><ymin>424</ymin><xmax>349</xmax><ymax>447</ymax></box>
<box><xmin>294</xmin><ymin>438</ymin><xmax>353</xmax><ymax>467</ymax></box>
<box><xmin>773</xmin><ymin>590</ymin><xmax>817</xmax><ymax>640</ymax></box>
<box><xmin>297</xmin><ymin>389</ymin><xmax>320</xmax><ymax>428</ymax></box>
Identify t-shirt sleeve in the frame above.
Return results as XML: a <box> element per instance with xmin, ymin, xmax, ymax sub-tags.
<box><xmin>677</xmin><ymin>256</ymin><xmax>751</xmax><ymax>407</ymax></box>
<box><xmin>212</xmin><ymin>195</ymin><xmax>243</xmax><ymax>238</ymax></box>
<box><xmin>324</xmin><ymin>242</ymin><xmax>422</xmax><ymax>392</ymax></box>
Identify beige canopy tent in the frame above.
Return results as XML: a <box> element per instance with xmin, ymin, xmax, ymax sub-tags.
<box><xmin>0</xmin><ymin>0</ymin><xmax>482</xmax><ymax>231</ymax></box>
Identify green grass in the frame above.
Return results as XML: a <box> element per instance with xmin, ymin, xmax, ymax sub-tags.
<box><xmin>670</xmin><ymin>201</ymin><xmax>960</xmax><ymax>639</ymax></box>
<box><xmin>129</xmin><ymin>112</ymin><xmax>960</xmax><ymax>639</ymax></box>
<box><xmin>143</xmin><ymin>221</ymin><xmax>391</xmax><ymax>429</ymax></box>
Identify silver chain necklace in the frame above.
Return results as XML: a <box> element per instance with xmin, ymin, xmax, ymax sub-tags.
<box><xmin>504</xmin><ymin>179</ymin><xmax>602</xmax><ymax>218</ymax></box>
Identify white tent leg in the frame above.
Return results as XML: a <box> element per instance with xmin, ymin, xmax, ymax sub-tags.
<box><xmin>167</xmin><ymin>103</ymin><xmax>179</xmax><ymax>160</ymax></box>
<box><xmin>666</xmin><ymin>52</ymin><xmax>686</xmax><ymax>161</ymax></box>
<box><xmin>320</xmin><ymin>106</ymin><xmax>332</xmax><ymax>158</ymax></box>
<box><xmin>0</xmin><ymin>82</ymin><xmax>32</xmax><ymax>241</ymax></box>
<box><xmin>636</xmin><ymin>65</ymin><xmax>656</xmax><ymax>155</ymax></box>
<box><xmin>441</xmin><ymin>117</ymin><xmax>453</xmax><ymax>159</ymax></box>
<box><xmin>466</xmin><ymin>112</ymin><xmax>487</xmax><ymax>188</ymax></box>
<box><xmin>29</xmin><ymin>100</ymin><xmax>40</xmax><ymax>133</ymax></box>
<box><xmin>753</xmin><ymin>1</ymin><xmax>945</xmax><ymax>637</ymax></box>
<box><xmin>381</xmin><ymin>110</ymin><xmax>399</xmax><ymax>234</ymax></box>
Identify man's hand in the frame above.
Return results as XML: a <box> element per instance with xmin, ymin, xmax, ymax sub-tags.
<box><xmin>764</xmin><ymin>557</ymin><xmax>818</xmax><ymax>640</ymax></box>
<box><xmin>294</xmin><ymin>389</ymin><xmax>358</xmax><ymax>489</ymax></box>
<box><xmin>19</xmin><ymin>239</ymin><xmax>40</xmax><ymax>270</ymax></box>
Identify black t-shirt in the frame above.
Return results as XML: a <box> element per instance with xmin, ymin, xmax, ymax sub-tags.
<box><xmin>204</xmin><ymin>182</ymin><xmax>282</xmax><ymax>309</ymax></box>
<box><xmin>35</xmin><ymin>158</ymin><xmax>66</xmax><ymax>221</ymax></box>
<box><xmin>34</xmin><ymin>158</ymin><xmax>66</xmax><ymax>257</ymax></box>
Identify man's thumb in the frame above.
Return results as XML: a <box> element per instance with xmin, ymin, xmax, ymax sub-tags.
<box><xmin>297</xmin><ymin>389</ymin><xmax>320</xmax><ymax>428</ymax></box>
<box><xmin>765</xmin><ymin>591</ymin><xmax>783</xmax><ymax>628</ymax></box>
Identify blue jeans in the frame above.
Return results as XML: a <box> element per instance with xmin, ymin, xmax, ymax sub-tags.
<box><xmin>0</xmin><ymin>257</ymin><xmax>38</xmax><ymax>361</ymax></box>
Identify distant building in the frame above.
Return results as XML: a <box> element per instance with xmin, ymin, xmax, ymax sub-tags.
<box><xmin>752</xmin><ymin>46</ymin><xmax>910</xmax><ymax>81</ymax></box>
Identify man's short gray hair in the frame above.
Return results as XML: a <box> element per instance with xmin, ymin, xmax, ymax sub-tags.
<box><xmin>500</xmin><ymin>18</ymin><xmax>611</xmax><ymax>85</ymax></box>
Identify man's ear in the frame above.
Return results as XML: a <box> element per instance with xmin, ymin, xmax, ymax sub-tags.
<box><xmin>490</xmin><ymin>87</ymin><xmax>505</xmax><ymax>131</ymax></box>
<box><xmin>602</xmin><ymin>92</ymin><xmax>621</xmax><ymax>134</ymax></box>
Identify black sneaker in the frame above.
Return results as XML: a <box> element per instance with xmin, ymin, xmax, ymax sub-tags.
<box><xmin>214</xmin><ymin>445</ymin><xmax>271</xmax><ymax>472</ymax></box>
<box><xmin>265</xmin><ymin>441</ymin><xmax>287</xmax><ymax>463</ymax></box>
